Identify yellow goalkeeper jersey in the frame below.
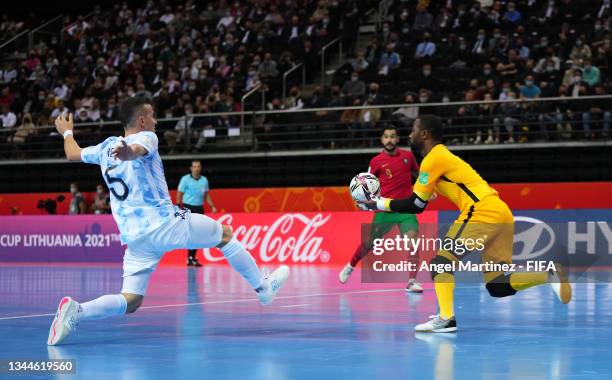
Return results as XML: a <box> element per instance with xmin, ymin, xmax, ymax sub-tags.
<box><xmin>413</xmin><ymin>144</ymin><xmax>500</xmax><ymax>214</ymax></box>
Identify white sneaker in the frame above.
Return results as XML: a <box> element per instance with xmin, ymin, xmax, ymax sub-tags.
<box><xmin>548</xmin><ymin>263</ymin><xmax>572</xmax><ymax>304</ymax></box>
<box><xmin>415</xmin><ymin>314</ymin><xmax>457</xmax><ymax>333</ymax></box>
<box><xmin>256</xmin><ymin>265</ymin><xmax>290</xmax><ymax>305</ymax></box>
<box><xmin>339</xmin><ymin>264</ymin><xmax>355</xmax><ymax>284</ymax></box>
<box><xmin>406</xmin><ymin>279</ymin><xmax>423</xmax><ymax>293</ymax></box>
<box><xmin>47</xmin><ymin>297</ymin><xmax>80</xmax><ymax>346</ymax></box>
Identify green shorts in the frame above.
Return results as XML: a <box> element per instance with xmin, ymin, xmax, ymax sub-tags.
<box><xmin>366</xmin><ymin>212</ymin><xmax>419</xmax><ymax>242</ymax></box>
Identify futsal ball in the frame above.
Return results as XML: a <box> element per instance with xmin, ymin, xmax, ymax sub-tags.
<box><xmin>349</xmin><ymin>173</ymin><xmax>381</xmax><ymax>202</ymax></box>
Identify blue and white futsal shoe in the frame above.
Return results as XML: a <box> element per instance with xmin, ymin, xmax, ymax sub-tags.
<box><xmin>256</xmin><ymin>265</ymin><xmax>290</xmax><ymax>305</ymax></box>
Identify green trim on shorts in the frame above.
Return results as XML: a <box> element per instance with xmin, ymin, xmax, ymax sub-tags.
<box><xmin>369</xmin><ymin>212</ymin><xmax>419</xmax><ymax>240</ymax></box>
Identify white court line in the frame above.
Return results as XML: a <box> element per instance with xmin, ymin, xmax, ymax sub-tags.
<box><xmin>0</xmin><ymin>312</ymin><xmax>55</xmax><ymax>321</ymax></box>
<box><xmin>0</xmin><ymin>288</ymin><xmax>402</xmax><ymax>321</ymax></box>
<box><xmin>279</xmin><ymin>304</ymin><xmax>311</xmax><ymax>308</ymax></box>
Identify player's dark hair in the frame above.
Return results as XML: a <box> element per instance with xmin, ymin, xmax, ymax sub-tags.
<box><xmin>191</xmin><ymin>159</ymin><xmax>201</xmax><ymax>165</ymax></box>
<box><xmin>381</xmin><ymin>124</ymin><xmax>398</xmax><ymax>136</ymax></box>
<box><xmin>119</xmin><ymin>95</ymin><xmax>154</xmax><ymax>129</ymax></box>
<box><xmin>418</xmin><ymin>115</ymin><xmax>444</xmax><ymax>142</ymax></box>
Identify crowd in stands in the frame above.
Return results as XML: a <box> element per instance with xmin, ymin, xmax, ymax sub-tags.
<box><xmin>325</xmin><ymin>0</ymin><xmax>612</xmax><ymax>146</ymax></box>
<box><xmin>0</xmin><ymin>0</ymin><xmax>372</xmax><ymax>156</ymax></box>
<box><xmin>0</xmin><ymin>0</ymin><xmax>610</xmax><ymax>157</ymax></box>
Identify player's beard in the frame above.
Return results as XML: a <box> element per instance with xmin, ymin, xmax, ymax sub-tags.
<box><xmin>383</xmin><ymin>142</ymin><xmax>396</xmax><ymax>152</ymax></box>
<box><xmin>409</xmin><ymin>140</ymin><xmax>423</xmax><ymax>156</ymax></box>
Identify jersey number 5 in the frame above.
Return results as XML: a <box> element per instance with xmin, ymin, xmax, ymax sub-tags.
<box><xmin>105</xmin><ymin>167</ymin><xmax>129</xmax><ymax>201</ymax></box>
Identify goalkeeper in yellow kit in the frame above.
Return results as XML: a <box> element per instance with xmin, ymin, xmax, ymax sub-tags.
<box><xmin>360</xmin><ymin>115</ymin><xmax>572</xmax><ymax>333</ymax></box>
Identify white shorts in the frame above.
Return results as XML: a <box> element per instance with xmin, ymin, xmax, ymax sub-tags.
<box><xmin>121</xmin><ymin>210</ymin><xmax>223</xmax><ymax>295</ymax></box>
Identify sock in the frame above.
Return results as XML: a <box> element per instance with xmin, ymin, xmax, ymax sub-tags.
<box><xmin>406</xmin><ymin>249</ymin><xmax>420</xmax><ymax>280</ymax></box>
<box><xmin>188</xmin><ymin>250</ymin><xmax>196</xmax><ymax>260</ymax></box>
<box><xmin>509</xmin><ymin>272</ymin><xmax>548</xmax><ymax>291</ymax></box>
<box><xmin>79</xmin><ymin>294</ymin><xmax>127</xmax><ymax>321</ymax></box>
<box><xmin>349</xmin><ymin>243</ymin><xmax>368</xmax><ymax>267</ymax></box>
<box><xmin>220</xmin><ymin>238</ymin><xmax>264</xmax><ymax>289</ymax></box>
<box><xmin>434</xmin><ymin>273</ymin><xmax>455</xmax><ymax>320</ymax></box>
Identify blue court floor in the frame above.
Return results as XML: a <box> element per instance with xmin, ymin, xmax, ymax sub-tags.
<box><xmin>1</xmin><ymin>264</ymin><xmax>612</xmax><ymax>380</ymax></box>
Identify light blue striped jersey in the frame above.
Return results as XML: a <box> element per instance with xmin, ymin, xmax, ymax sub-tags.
<box><xmin>81</xmin><ymin>131</ymin><xmax>175</xmax><ymax>244</ymax></box>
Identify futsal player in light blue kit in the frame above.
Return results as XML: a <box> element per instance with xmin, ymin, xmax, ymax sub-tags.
<box><xmin>48</xmin><ymin>96</ymin><xmax>289</xmax><ymax>345</ymax></box>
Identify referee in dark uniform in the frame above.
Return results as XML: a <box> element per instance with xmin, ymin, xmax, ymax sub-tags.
<box><xmin>176</xmin><ymin>160</ymin><xmax>218</xmax><ymax>266</ymax></box>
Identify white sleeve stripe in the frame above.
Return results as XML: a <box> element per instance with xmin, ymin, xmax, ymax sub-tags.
<box><xmin>414</xmin><ymin>197</ymin><xmax>426</xmax><ymax>208</ymax></box>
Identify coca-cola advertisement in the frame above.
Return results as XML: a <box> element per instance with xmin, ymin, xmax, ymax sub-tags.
<box><xmin>162</xmin><ymin>211</ymin><xmax>438</xmax><ymax>266</ymax></box>
<box><xmin>0</xmin><ymin>212</ymin><xmax>438</xmax><ymax>266</ymax></box>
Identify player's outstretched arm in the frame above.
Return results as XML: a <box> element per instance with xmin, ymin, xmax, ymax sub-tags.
<box><xmin>380</xmin><ymin>194</ymin><xmax>428</xmax><ymax>214</ymax></box>
<box><xmin>55</xmin><ymin>112</ymin><xmax>83</xmax><ymax>162</ymax></box>
<box><xmin>358</xmin><ymin>193</ymin><xmax>428</xmax><ymax>214</ymax></box>
<box><xmin>111</xmin><ymin>140</ymin><xmax>148</xmax><ymax>161</ymax></box>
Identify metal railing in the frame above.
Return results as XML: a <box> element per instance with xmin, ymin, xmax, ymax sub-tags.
<box><xmin>28</xmin><ymin>15</ymin><xmax>64</xmax><ymax>51</ymax></box>
<box><xmin>0</xmin><ymin>95</ymin><xmax>611</xmax><ymax>162</ymax></box>
<box><xmin>0</xmin><ymin>15</ymin><xmax>65</xmax><ymax>58</ymax></box>
<box><xmin>377</xmin><ymin>0</ymin><xmax>393</xmax><ymax>31</ymax></box>
<box><xmin>282</xmin><ymin>63</ymin><xmax>305</xmax><ymax>104</ymax></box>
<box><xmin>320</xmin><ymin>38</ymin><xmax>343</xmax><ymax>86</ymax></box>
<box><xmin>0</xmin><ymin>29</ymin><xmax>32</xmax><ymax>51</ymax></box>
<box><xmin>240</xmin><ymin>83</ymin><xmax>262</xmax><ymax>128</ymax></box>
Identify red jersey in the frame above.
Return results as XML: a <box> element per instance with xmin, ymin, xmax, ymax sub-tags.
<box><xmin>368</xmin><ymin>148</ymin><xmax>419</xmax><ymax>198</ymax></box>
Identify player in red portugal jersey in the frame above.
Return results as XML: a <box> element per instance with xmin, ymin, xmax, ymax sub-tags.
<box><xmin>340</xmin><ymin>125</ymin><xmax>423</xmax><ymax>292</ymax></box>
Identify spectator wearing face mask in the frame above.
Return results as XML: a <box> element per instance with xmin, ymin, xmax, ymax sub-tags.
<box><xmin>479</xmin><ymin>63</ymin><xmax>499</xmax><ymax>86</ymax></box>
<box><xmin>565</xmin><ymin>72</ymin><xmax>591</xmax><ymax>139</ymax></box>
<box><xmin>520</xmin><ymin>75</ymin><xmax>541</xmax><ymax>99</ymax></box>
<box><xmin>416</xmin><ymin>64</ymin><xmax>441</xmax><ymax>93</ymax></box>
<box><xmin>68</xmin><ymin>182</ymin><xmax>86</xmax><ymax>215</ymax></box>
<box><xmin>476</xmin><ymin>92</ymin><xmax>501</xmax><ymax>144</ymax></box>
<box><xmin>341</xmin><ymin>97</ymin><xmax>365</xmax><ymax>148</ymax></box>
<box><xmin>496</xmin><ymin>49</ymin><xmax>522</xmax><ymax>80</ymax></box>
<box><xmin>417</xmin><ymin>88</ymin><xmax>432</xmax><ymax>107</ymax></box>
<box><xmin>499</xmin><ymin>90</ymin><xmax>521</xmax><ymax>143</ymax></box>
<box><xmin>581</xmin><ymin>59</ymin><xmax>601</xmax><ymax>87</ymax></box>
<box><xmin>392</xmin><ymin>94</ymin><xmax>419</xmax><ymax>128</ymax></box>
<box><xmin>567</xmin><ymin>70</ymin><xmax>588</xmax><ymax>97</ymax></box>
<box><xmin>285</xmin><ymin>86</ymin><xmax>304</xmax><ymax>110</ymax></box>
<box><xmin>515</xmin><ymin>38</ymin><xmax>530</xmax><ymax>61</ymax></box>
<box><xmin>378</xmin><ymin>44</ymin><xmax>401</xmax><ymax>77</ymax></box>
<box><xmin>498</xmin><ymin>82</ymin><xmax>515</xmax><ymax>101</ymax></box>
<box><xmin>582</xmin><ymin>85</ymin><xmax>610</xmax><ymax>139</ymax></box>
<box><xmin>535</xmin><ymin>48</ymin><xmax>561</xmax><ymax>73</ymax></box>
<box><xmin>569</xmin><ymin>36</ymin><xmax>592</xmax><ymax>63</ymax></box>
<box><xmin>554</xmin><ymin>85</ymin><xmax>575</xmax><ymax>140</ymax></box>
<box><xmin>342</xmin><ymin>72</ymin><xmax>366</xmax><ymax>98</ymax></box>
<box><xmin>415</xmin><ymin>32</ymin><xmax>436</xmax><ymax>60</ymax></box>
<box><xmin>245</xmin><ymin>65</ymin><xmax>261</xmax><ymax>91</ymax></box>
<box><xmin>503</xmin><ymin>1</ymin><xmax>522</xmax><ymax>26</ymax></box>
<box><xmin>519</xmin><ymin>75</ymin><xmax>543</xmax><ymax>140</ymax></box>
<box><xmin>562</xmin><ymin>61</ymin><xmax>582</xmax><ymax>87</ymax></box>
<box><xmin>164</xmin><ymin>103</ymin><xmax>195</xmax><ymax>154</ymax></box>
<box><xmin>91</xmin><ymin>184</ymin><xmax>110</xmax><ymax>214</ymax></box>
<box><xmin>258</xmin><ymin>52</ymin><xmax>279</xmax><ymax>79</ymax></box>
<box><xmin>471</xmin><ymin>29</ymin><xmax>489</xmax><ymax>61</ymax></box>
<box><xmin>413</xmin><ymin>4</ymin><xmax>434</xmax><ymax>32</ymax></box>
<box><xmin>7</xmin><ymin>113</ymin><xmax>36</xmax><ymax>158</ymax></box>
